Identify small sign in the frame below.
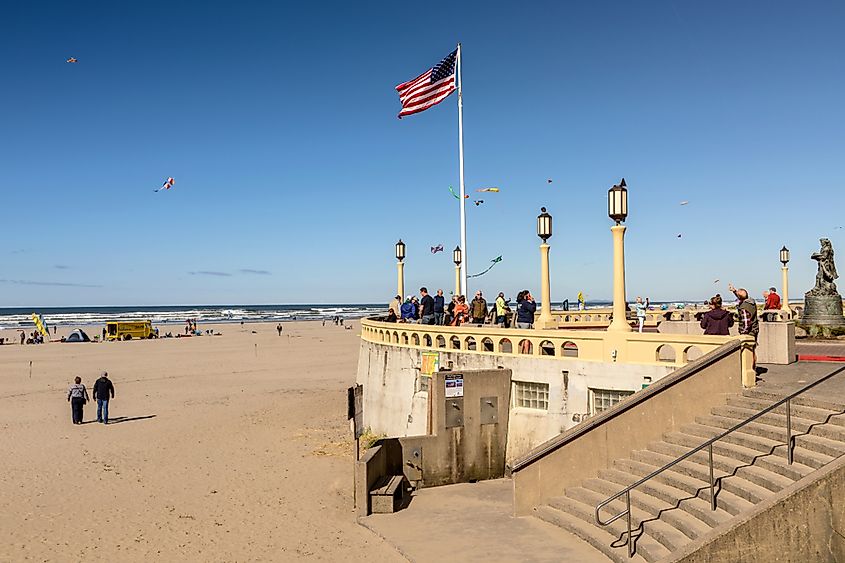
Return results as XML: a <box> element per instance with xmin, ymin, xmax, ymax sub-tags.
<box><xmin>421</xmin><ymin>352</ymin><xmax>440</xmax><ymax>375</ymax></box>
<box><xmin>445</xmin><ymin>373</ymin><xmax>464</xmax><ymax>398</ymax></box>
<box><xmin>347</xmin><ymin>384</ymin><xmax>364</xmax><ymax>439</ymax></box>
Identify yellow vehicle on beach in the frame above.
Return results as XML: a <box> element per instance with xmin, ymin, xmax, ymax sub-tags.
<box><xmin>105</xmin><ymin>320</ymin><xmax>157</xmax><ymax>341</ymax></box>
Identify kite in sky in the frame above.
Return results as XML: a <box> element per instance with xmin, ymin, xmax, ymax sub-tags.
<box><xmin>677</xmin><ymin>234</ymin><xmax>683</xmax><ymax>238</ymax></box>
<box><xmin>448</xmin><ymin>186</ymin><xmax>469</xmax><ymax>200</ymax></box>
<box><xmin>66</xmin><ymin>57</ymin><xmax>78</xmax><ymax>63</ymax></box>
<box><xmin>467</xmin><ymin>255</ymin><xmax>503</xmax><ymax>278</ymax></box>
<box><xmin>430</xmin><ymin>244</ymin><xmax>444</xmax><ymax>254</ymax></box>
<box><xmin>474</xmin><ymin>200</ymin><xmax>484</xmax><ymax>206</ymax></box>
<box><xmin>154</xmin><ymin>177</ymin><xmax>175</xmax><ymax>192</ymax></box>
<box><xmin>714</xmin><ymin>279</ymin><xmax>720</xmax><ymax>284</ymax></box>
<box><xmin>680</xmin><ymin>200</ymin><xmax>689</xmax><ymax>206</ymax></box>
<box><xmin>476</xmin><ymin>187</ymin><xmax>499</xmax><ymax>193</ymax></box>
<box><xmin>547</xmin><ymin>179</ymin><xmax>553</xmax><ymax>184</ymax></box>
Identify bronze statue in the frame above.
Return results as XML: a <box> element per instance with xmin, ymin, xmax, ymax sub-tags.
<box><xmin>809</xmin><ymin>238</ymin><xmax>839</xmax><ymax>296</ymax></box>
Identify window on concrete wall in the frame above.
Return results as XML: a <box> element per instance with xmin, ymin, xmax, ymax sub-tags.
<box><xmin>513</xmin><ymin>381</ymin><xmax>549</xmax><ymax>410</ymax></box>
<box><xmin>588</xmin><ymin>388</ymin><xmax>634</xmax><ymax>415</ymax></box>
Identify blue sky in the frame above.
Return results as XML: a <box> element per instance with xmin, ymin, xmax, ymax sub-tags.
<box><xmin>2</xmin><ymin>0</ymin><xmax>843</xmax><ymax>306</ymax></box>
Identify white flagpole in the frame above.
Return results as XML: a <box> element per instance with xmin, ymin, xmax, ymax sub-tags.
<box><xmin>456</xmin><ymin>43</ymin><xmax>468</xmax><ymax>296</ymax></box>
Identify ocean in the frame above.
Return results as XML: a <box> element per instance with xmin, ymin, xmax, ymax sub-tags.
<box><xmin>0</xmin><ymin>300</ymin><xmax>701</xmax><ymax>329</ymax></box>
<box><xmin>0</xmin><ymin>304</ymin><xmax>385</xmax><ymax>329</ymax></box>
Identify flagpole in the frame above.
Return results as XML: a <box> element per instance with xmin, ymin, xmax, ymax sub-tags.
<box><xmin>456</xmin><ymin>43</ymin><xmax>468</xmax><ymax>296</ymax></box>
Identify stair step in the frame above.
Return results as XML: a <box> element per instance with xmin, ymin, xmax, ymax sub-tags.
<box><xmin>535</xmin><ymin>504</ymin><xmax>645</xmax><ymax>563</ymax></box>
<box><xmin>658</xmin><ymin>433</ymin><xmax>815</xmax><ymax>482</ymax></box>
<box><xmin>635</xmin><ymin>445</ymin><xmax>793</xmax><ymax>494</ymax></box>
<box><xmin>546</xmin><ymin>495</ymin><xmax>670</xmax><ymax>562</ymax></box>
<box><xmin>726</xmin><ymin>395</ymin><xmax>845</xmax><ymax>427</ymax></box>
<box><xmin>614</xmin><ymin>456</ymin><xmax>773</xmax><ymax>507</ymax></box>
<box><xmin>573</xmin><ymin>481</ymin><xmax>712</xmax><ymax>544</ymax></box>
<box><xmin>584</xmin><ymin>469</ymin><xmax>732</xmax><ymax>533</ymax></box>
<box><xmin>694</xmin><ymin>414</ymin><xmax>845</xmax><ymax>458</ymax></box>
<box><xmin>742</xmin><ymin>387</ymin><xmax>845</xmax><ymax>413</ymax></box>
<box><xmin>711</xmin><ymin>405</ymin><xmax>845</xmax><ymax>442</ymax></box>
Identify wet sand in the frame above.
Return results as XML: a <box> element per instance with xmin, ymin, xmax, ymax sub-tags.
<box><xmin>0</xmin><ymin>321</ymin><xmax>402</xmax><ymax>562</ymax></box>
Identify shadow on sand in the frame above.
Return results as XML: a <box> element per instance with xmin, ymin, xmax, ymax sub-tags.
<box><xmin>106</xmin><ymin>415</ymin><xmax>157</xmax><ymax>425</ymax></box>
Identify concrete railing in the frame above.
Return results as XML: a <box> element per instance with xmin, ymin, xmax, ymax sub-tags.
<box><xmin>548</xmin><ymin>309</ymin><xmax>664</xmax><ymax>328</ymax></box>
<box><xmin>509</xmin><ymin>338</ymin><xmax>753</xmax><ymax>515</ymax></box>
<box><xmin>361</xmin><ymin>317</ymin><xmax>748</xmax><ymax>371</ymax></box>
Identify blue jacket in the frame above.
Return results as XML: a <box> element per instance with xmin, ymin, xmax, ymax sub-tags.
<box><xmin>400</xmin><ymin>302</ymin><xmax>415</xmax><ymax>320</ymax></box>
<box><xmin>433</xmin><ymin>295</ymin><xmax>445</xmax><ymax>313</ymax></box>
<box><xmin>517</xmin><ymin>299</ymin><xmax>536</xmax><ymax>323</ymax></box>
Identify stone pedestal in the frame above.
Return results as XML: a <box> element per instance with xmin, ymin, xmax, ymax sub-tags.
<box><xmin>801</xmin><ymin>293</ymin><xmax>845</xmax><ymax>326</ymax></box>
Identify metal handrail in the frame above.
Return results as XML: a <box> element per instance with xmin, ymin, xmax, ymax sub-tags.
<box><xmin>595</xmin><ymin>365</ymin><xmax>845</xmax><ymax>558</ymax></box>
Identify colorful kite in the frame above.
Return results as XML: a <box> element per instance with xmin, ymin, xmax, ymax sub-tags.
<box><xmin>31</xmin><ymin>313</ymin><xmax>50</xmax><ymax>337</ymax></box>
<box><xmin>473</xmin><ymin>200</ymin><xmax>484</xmax><ymax>206</ymax></box>
<box><xmin>467</xmin><ymin>255</ymin><xmax>502</xmax><ymax>278</ymax></box>
<box><xmin>154</xmin><ymin>177</ymin><xmax>175</xmax><ymax>192</ymax></box>
<box><xmin>476</xmin><ymin>187</ymin><xmax>499</xmax><ymax>193</ymax></box>
<box><xmin>66</xmin><ymin>57</ymin><xmax>78</xmax><ymax>63</ymax></box>
<box><xmin>448</xmin><ymin>185</ymin><xmax>469</xmax><ymax>200</ymax></box>
<box><xmin>430</xmin><ymin>244</ymin><xmax>444</xmax><ymax>254</ymax></box>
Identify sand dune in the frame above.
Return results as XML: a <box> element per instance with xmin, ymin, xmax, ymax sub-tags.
<box><xmin>0</xmin><ymin>321</ymin><xmax>402</xmax><ymax>561</ymax></box>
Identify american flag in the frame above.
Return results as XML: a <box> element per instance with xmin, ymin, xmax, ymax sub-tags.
<box><xmin>395</xmin><ymin>49</ymin><xmax>457</xmax><ymax>119</ymax></box>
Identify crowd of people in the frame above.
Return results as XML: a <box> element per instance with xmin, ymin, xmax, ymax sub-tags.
<box><xmin>385</xmin><ymin>287</ymin><xmax>537</xmax><ymax>329</ymax></box>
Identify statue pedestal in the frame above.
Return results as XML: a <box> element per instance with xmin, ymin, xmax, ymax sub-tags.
<box><xmin>801</xmin><ymin>292</ymin><xmax>845</xmax><ymax>327</ymax></box>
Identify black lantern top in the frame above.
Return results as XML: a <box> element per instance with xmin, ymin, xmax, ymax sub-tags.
<box><xmin>780</xmin><ymin>245</ymin><xmax>790</xmax><ymax>266</ymax></box>
<box><xmin>453</xmin><ymin>245</ymin><xmax>462</xmax><ymax>266</ymax></box>
<box><xmin>537</xmin><ymin>207</ymin><xmax>552</xmax><ymax>242</ymax></box>
<box><xmin>395</xmin><ymin>239</ymin><xmax>406</xmax><ymax>262</ymax></box>
<box><xmin>608</xmin><ymin>178</ymin><xmax>628</xmax><ymax>224</ymax></box>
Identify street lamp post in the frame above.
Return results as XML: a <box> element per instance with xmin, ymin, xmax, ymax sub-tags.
<box><xmin>608</xmin><ymin>179</ymin><xmax>631</xmax><ymax>332</ymax></box>
<box><xmin>780</xmin><ymin>246</ymin><xmax>790</xmax><ymax>316</ymax></box>
<box><xmin>537</xmin><ymin>207</ymin><xmax>555</xmax><ymax>329</ymax></box>
<box><xmin>453</xmin><ymin>246</ymin><xmax>462</xmax><ymax>296</ymax></box>
<box><xmin>395</xmin><ymin>239</ymin><xmax>406</xmax><ymax>301</ymax></box>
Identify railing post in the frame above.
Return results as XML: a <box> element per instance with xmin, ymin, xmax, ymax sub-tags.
<box><xmin>786</xmin><ymin>398</ymin><xmax>793</xmax><ymax>465</ymax></box>
<box><xmin>708</xmin><ymin>443</ymin><xmax>716</xmax><ymax>511</ymax></box>
<box><xmin>626</xmin><ymin>491</ymin><xmax>633</xmax><ymax>559</ymax></box>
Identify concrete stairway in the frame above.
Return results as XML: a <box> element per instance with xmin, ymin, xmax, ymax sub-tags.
<box><xmin>532</xmin><ymin>387</ymin><xmax>845</xmax><ymax>562</ymax></box>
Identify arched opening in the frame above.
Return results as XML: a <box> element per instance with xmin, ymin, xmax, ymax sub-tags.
<box><xmin>411</xmin><ymin>333</ymin><xmax>420</xmax><ymax>346</ymax></box>
<box><xmin>481</xmin><ymin>337</ymin><xmax>494</xmax><ymax>352</ymax></box>
<box><xmin>450</xmin><ymin>336</ymin><xmax>461</xmax><ymax>350</ymax></box>
<box><xmin>465</xmin><ymin>336</ymin><xmax>477</xmax><ymax>351</ymax></box>
<box><xmin>585</xmin><ymin>314</ymin><xmax>592</xmax><ymax>322</ymax></box>
<box><xmin>401</xmin><ymin>332</ymin><xmax>409</xmax><ymax>345</ymax></box>
<box><xmin>499</xmin><ymin>338</ymin><xmax>513</xmax><ymax>354</ymax></box>
<box><xmin>684</xmin><ymin>345</ymin><xmax>704</xmax><ymax>362</ymax></box>
<box><xmin>423</xmin><ymin>334</ymin><xmax>432</xmax><ymax>347</ymax></box>
<box><xmin>392</xmin><ymin>331</ymin><xmax>399</xmax><ymax>344</ymax></box>
<box><xmin>656</xmin><ymin>344</ymin><xmax>676</xmax><ymax>363</ymax></box>
<box><xmin>539</xmin><ymin>340</ymin><xmax>555</xmax><ymax>356</ymax></box>
<box><xmin>562</xmin><ymin>341</ymin><xmax>579</xmax><ymax>358</ymax></box>
<box><xmin>518</xmin><ymin>339</ymin><xmax>533</xmax><ymax>355</ymax></box>
<box><xmin>436</xmin><ymin>335</ymin><xmax>446</xmax><ymax>348</ymax></box>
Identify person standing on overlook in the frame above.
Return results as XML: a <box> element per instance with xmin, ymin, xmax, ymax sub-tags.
<box><xmin>419</xmin><ymin>287</ymin><xmax>435</xmax><ymax>325</ymax></box>
<box><xmin>470</xmin><ymin>291</ymin><xmax>488</xmax><ymax>325</ymax></box>
<box><xmin>433</xmin><ymin>289</ymin><xmax>446</xmax><ymax>325</ymax></box>
<box><xmin>700</xmin><ymin>295</ymin><xmax>734</xmax><ymax>335</ymax></box>
<box><xmin>729</xmin><ymin>283</ymin><xmax>759</xmax><ymax>368</ymax></box>
<box><xmin>92</xmin><ymin>371</ymin><xmax>115</xmax><ymax>424</ymax></box>
<box><xmin>765</xmin><ymin>287</ymin><xmax>781</xmax><ymax>310</ymax></box>
<box><xmin>635</xmin><ymin>296</ymin><xmax>649</xmax><ymax>333</ymax></box>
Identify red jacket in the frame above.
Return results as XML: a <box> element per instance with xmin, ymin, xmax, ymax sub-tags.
<box><xmin>765</xmin><ymin>292</ymin><xmax>781</xmax><ymax>310</ymax></box>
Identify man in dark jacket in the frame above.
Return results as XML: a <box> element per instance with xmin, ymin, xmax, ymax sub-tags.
<box><xmin>419</xmin><ymin>287</ymin><xmax>436</xmax><ymax>325</ymax></box>
<box><xmin>92</xmin><ymin>371</ymin><xmax>115</xmax><ymax>424</ymax></box>
<box><xmin>700</xmin><ymin>295</ymin><xmax>734</xmax><ymax>335</ymax></box>
<box><xmin>433</xmin><ymin>289</ymin><xmax>446</xmax><ymax>325</ymax></box>
<box><xmin>470</xmin><ymin>291</ymin><xmax>488</xmax><ymax>324</ymax></box>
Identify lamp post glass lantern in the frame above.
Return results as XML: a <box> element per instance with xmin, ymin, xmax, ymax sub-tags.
<box><xmin>537</xmin><ymin>207</ymin><xmax>552</xmax><ymax>242</ymax></box>
<box><xmin>780</xmin><ymin>246</ymin><xmax>790</xmax><ymax>266</ymax></box>
<box><xmin>395</xmin><ymin>239</ymin><xmax>406</xmax><ymax>262</ymax></box>
<box><xmin>608</xmin><ymin>178</ymin><xmax>628</xmax><ymax>224</ymax></box>
<box><xmin>453</xmin><ymin>246</ymin><xmax>462</xmax><ymax>266</ymax></box>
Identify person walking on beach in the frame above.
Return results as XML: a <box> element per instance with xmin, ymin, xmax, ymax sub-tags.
<box><xmin>67</xmin><ymin>376</ymin><xmax>89</xmax><ymax>425</ymax></box>
<box><xmin>20</xmin><ymin>331</ymin><xmax>25</xmax><ymax>345</ymax></box>
<box><xmin>92</xmin><ymin>371</ymin><xmax>115</xmax><ymax>424</ymax></box>
<box><xmin>700</xmin><ymin>295</ymin><xmax>734</xmax><ymax>335</ymax></box>
<box><xmin>434</xmin><ymin>289</ymin><xmax>446</xmax><ymax>325</ymax></box>
<box><xmin>419</xmin><ymin>287</ymin><xmax>436</xmax><ymax>325</ymax></box>
<box><xmin>635</xmin><ymin>296</ymin><xmax>649</xmax><ymax>333</ymax></box>
<box><xmin>276</xmin><ymin>323</ymin><xmax>283</xmax><ymax>336</ymax></box>
<box><xmin>470</xmin><ymin>291</ymin><xmax>488</xmax><ymax>325</ymax></box>
<box><xmin>729</xmin><ymin>283</ymin><xmax>759</xmax><ymax>368</ymax></box>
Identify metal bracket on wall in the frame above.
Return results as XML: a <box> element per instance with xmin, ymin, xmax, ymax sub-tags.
<box><xmin>445</xmin><ymin>398</ymin><xmax>464</xmax><ymax>428</ymax></box>
<box><xmin>480</xmin><ymin>396</ymin><xmax>498</xmax><ymax>425</ymax></box>
<box><xmin>404</xmin><ymin>446</ymin><xmax>423</xmax><ymax>482</ymax></box>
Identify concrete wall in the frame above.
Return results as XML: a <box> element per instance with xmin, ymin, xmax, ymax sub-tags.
<box><xmin>510</xmin><ymin>340</ymin><xmax>744</xmax><ymax>515</ymax></box>
<box><xmin>356</xmin><ymin>340</ymin><xmax>674</xmax><ymax>462</ymax></box>
<box><xmin>670</xmin><ymin>453</ymin><xmax>845</xmax><ymax>563</ymax></box>
<box><xmin>659</xmin><ymin>320</ymin><xmax>796</xmax><ymax>364</ymax></box>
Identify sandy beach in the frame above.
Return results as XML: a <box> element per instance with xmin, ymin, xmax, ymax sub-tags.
<box><xmin>0</xmin><ymin>321</ymin><xmax>402</xmax><ymax>562</ymax></box>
